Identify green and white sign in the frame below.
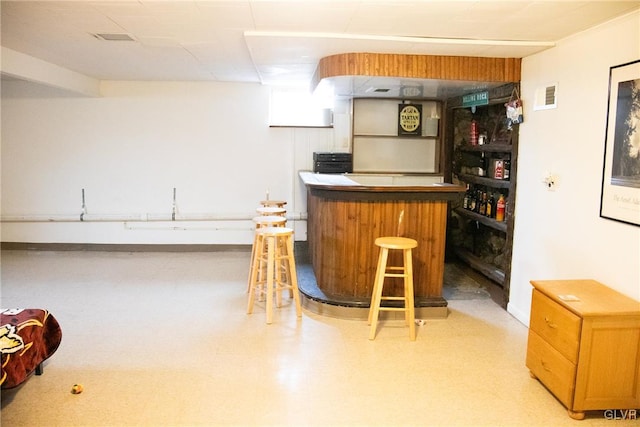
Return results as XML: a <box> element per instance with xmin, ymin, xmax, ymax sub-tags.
<box><xmin>462</xmin><ymin>91</ymin><xmax>489</xmax><ymax>107</ymax></box>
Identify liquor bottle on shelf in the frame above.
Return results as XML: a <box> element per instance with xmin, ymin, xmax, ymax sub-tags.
<box><xmin>504</xmin><ymin>159</ymin><xmax>511</xmax><ymax>180</ymax></box>
<box><xmin>470</xmin><ymin>120</ymin><xmax>479</xmax><ymax>146</ymax></box>
<box><xmin>486</xmin><ymin>193</ymin><xmax>495</xmax><ymax>218</ymax></box>
<box><xmin>469</xmin><ymin>186</ymin><xmax>477</xmax><ymax>212</ymax></box>
<box><xmin>479</xmin><ymin>191</ymin><xmax>487</xmax><ymax>216</ymax></box>
<box><xmin>478</xmin><ymin>152</ymin><xmax>487</xmax><ymax>177</ymax></box>
<box><xmin>496</xmin><ymin>193</ymin><xmax>506</xmax><ymax>222</ymax></box>
<box><xmin>462</xmin><ymin>184</ymin><xmax>470</xmax><ymax>209</ymax></box>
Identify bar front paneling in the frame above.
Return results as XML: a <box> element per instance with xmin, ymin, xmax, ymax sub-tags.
<box><xmin>301</xmin><ymin>172</ymin><xmax>465</xmax><ymax>308</ymax></box>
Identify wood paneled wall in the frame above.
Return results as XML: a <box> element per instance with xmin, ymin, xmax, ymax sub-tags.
<box><xmin>312</xmin><ymin>53</ymin><xmax>521</xmax><ymax>89</ymax></box>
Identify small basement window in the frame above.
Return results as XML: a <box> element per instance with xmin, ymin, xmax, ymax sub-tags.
<box><xmin>269</xmin><ymin>87</ymin><xmax>333</xmax><ymax>128</ymax></box>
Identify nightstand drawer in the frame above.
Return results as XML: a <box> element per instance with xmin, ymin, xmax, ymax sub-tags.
<box><xmin>526</xmin><ymin>330</ymin><xmax>576</xmax><ymax>408</ymax></box>
<box><xmin>529</xmin><ymin>290</ymin><xmax>581</xmax><ymax>363</ymax></box>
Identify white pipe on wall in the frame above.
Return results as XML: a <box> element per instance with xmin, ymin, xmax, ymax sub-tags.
<box><xmin>1</xmin><ymin>212</ymin><xmax>308</xmax><ymax>223</ymax></box>
<box><xmin>123</xmin><ymin>223</ymin><xmax>254</xmax><ymax>231</ymax></box>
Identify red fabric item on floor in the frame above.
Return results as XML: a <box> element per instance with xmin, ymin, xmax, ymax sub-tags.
<box><xmin>1</xmin><ymin>308</ymin><xmax>62</xmax><ymax>389</ymax></box>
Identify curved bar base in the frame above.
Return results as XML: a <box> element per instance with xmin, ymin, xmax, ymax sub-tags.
<box><xmin>300</xmin><ymin>172</ymin><xmax>465</xmax><ymax>317</ymax></box>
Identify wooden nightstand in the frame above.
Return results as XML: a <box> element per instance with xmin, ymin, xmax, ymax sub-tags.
<box><xmin>526</xmin><ymin>279</ymin><xmax>640</xmax><ymax>420</ymax></box>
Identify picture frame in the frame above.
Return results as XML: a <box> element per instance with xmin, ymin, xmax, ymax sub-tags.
<box><xmin>600</xmin><ymin>59</ymin><xmax>640</xmax><ymax>226</ymax></box>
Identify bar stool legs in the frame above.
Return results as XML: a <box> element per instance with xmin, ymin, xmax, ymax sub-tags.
<box><xmin>247</xmin><ymin>215</ymin><xmax>287</xmax><ymax>293</ymax></box>
<box><xmin>368</xmin><ymin>236</ymin><xmax>418</xmax><ymax>341</ymax></box>
<box><xmin>247</xmin><ymin>227</ymin><xmax>302</xmax><ymax>324</ymax></box>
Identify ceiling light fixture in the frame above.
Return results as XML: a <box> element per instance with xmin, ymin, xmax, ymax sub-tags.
<box><xmin>93</xmin><ymin>33</ymin><xmax>135</xmax><ymax>42</ymax></box>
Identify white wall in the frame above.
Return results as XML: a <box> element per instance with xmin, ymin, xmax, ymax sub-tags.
<box><xmin>508</xmin><ymin>11</ymin><xmax>640</xmax><ymax>324</ymax></box>
<box><xmin>1</xmin><ymin>80</ymin><xmax>345</xmax><ymax>244</ymax></box>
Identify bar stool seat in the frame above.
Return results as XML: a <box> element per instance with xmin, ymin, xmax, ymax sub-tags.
<box><xmin>368</xmin><ymin>236</ymin><xmax>418</xmax><ymax>340</ymax></box>
<box><xmin>253</xmin><ymin>215</ymin><xmax>287</xmax><ymax>228</ymax></box>
<box><xmin>256</xmin><ymin>206</ymin><xmax>286</xmax><ymax>217</ymax></box>
<box><xmin>260</xmin><ymin>200</ymin><xmax>287</xmax><ymax>208</ymax></box>
<box><xmin>247</xmin><ymin>227</ymin><xmax>302</xmax><ymax>324</ymax></box>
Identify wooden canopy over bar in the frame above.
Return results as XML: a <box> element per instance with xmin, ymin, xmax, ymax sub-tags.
<box><xmin>312</xmin><ymin>52</ymin><xmax>521</xmax><ymax>90</ymax></box>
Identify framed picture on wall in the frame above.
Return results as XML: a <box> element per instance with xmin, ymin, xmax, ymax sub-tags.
<box><xmin>600</xmin><ymin>59</ymin><xmax>640</xmax><ymax>226</ymax></box>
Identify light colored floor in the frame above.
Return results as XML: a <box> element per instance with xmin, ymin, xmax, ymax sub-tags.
<box><xmin>0</xmin><ymin>249</ymin><xmax>635</xmax><ymax>426</ymax></box>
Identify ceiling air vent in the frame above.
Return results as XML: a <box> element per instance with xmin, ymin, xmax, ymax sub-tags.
<box><xmin>93</xmin><ymin>33</ymin><xmax>135</xmax><ymax>41</ymax></box>
<box><xmin>534</xmin><ymin>83</ymin><xmax>557</xmax><ymax>110</ymax></box>
<box><xmin>365</xmin><ymin>87</ymin><xmax>390</xmax><ymax>94</ymax></box>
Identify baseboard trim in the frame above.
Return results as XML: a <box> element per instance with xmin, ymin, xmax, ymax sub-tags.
<box><xmin>0</xmin><ymin>242</ymin><xmax>251</xmax><ymax>252</ymax></box>
<box><xmin>507</xmin><ymin>301</ymin><xmax>530</xmax><ymax>328</ymax></box>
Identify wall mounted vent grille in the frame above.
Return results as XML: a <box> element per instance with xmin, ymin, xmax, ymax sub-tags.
<box><xmin>534</xmin><ymin>83</ymin><xmax>558</xmax><ymax>110</ymax></box>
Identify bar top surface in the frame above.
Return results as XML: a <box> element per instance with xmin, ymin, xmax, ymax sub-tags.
<box><xmin>299</xmin><ymin>171</ymin><xmax>466</xmax><ymax>194</ymax></box>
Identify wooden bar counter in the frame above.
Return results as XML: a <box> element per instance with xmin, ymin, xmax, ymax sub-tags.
<box><xmin>299</xmin><ymin>171</ymin><xmax>465</xmax><ymax>316</ymax></box>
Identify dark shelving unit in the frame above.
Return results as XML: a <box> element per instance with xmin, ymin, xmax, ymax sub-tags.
<box><xmin>444</xmin><ymin>83</ymin><xmax>520</xmax><ymax>308</ymax></box>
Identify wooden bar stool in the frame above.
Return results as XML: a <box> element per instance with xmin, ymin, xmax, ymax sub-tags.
<box><xmin>256</xmin><ymin>206</ymin><xmax>286</xmax><ymax>217</ymax></box>
<box><xmin>247</xmin><ymin>215</ymin><xmax>287</xmax><ymax>293</ymax></box>
<box><xmin>260</xmin><ymin>200</ymin><xmax>287</xmax><ymax>208</ymax></box>
<box><xmin>253</xmin><ymin>215</ymin><xmax>286</xmax><ymax>228</ymax></box>
<box><xmin>247</xmin><ymin>227</ymin><xmax>302</xmax><ymax>324</ymax></box>
<box><xmin>367</xmin><ymin>236</ymin><xmax>418</xmax><ymax>340</ymax></box>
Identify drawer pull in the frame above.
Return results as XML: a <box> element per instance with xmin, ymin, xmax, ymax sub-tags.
<box><xmin>544</xmin><ymin>316</ymin><xmax>558</xmax><ymax>329</ymax></box>
<box><xmin>541</xmin><ymin>361</ymin><xmax>552</xmax><ymax>372</ymax></box>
